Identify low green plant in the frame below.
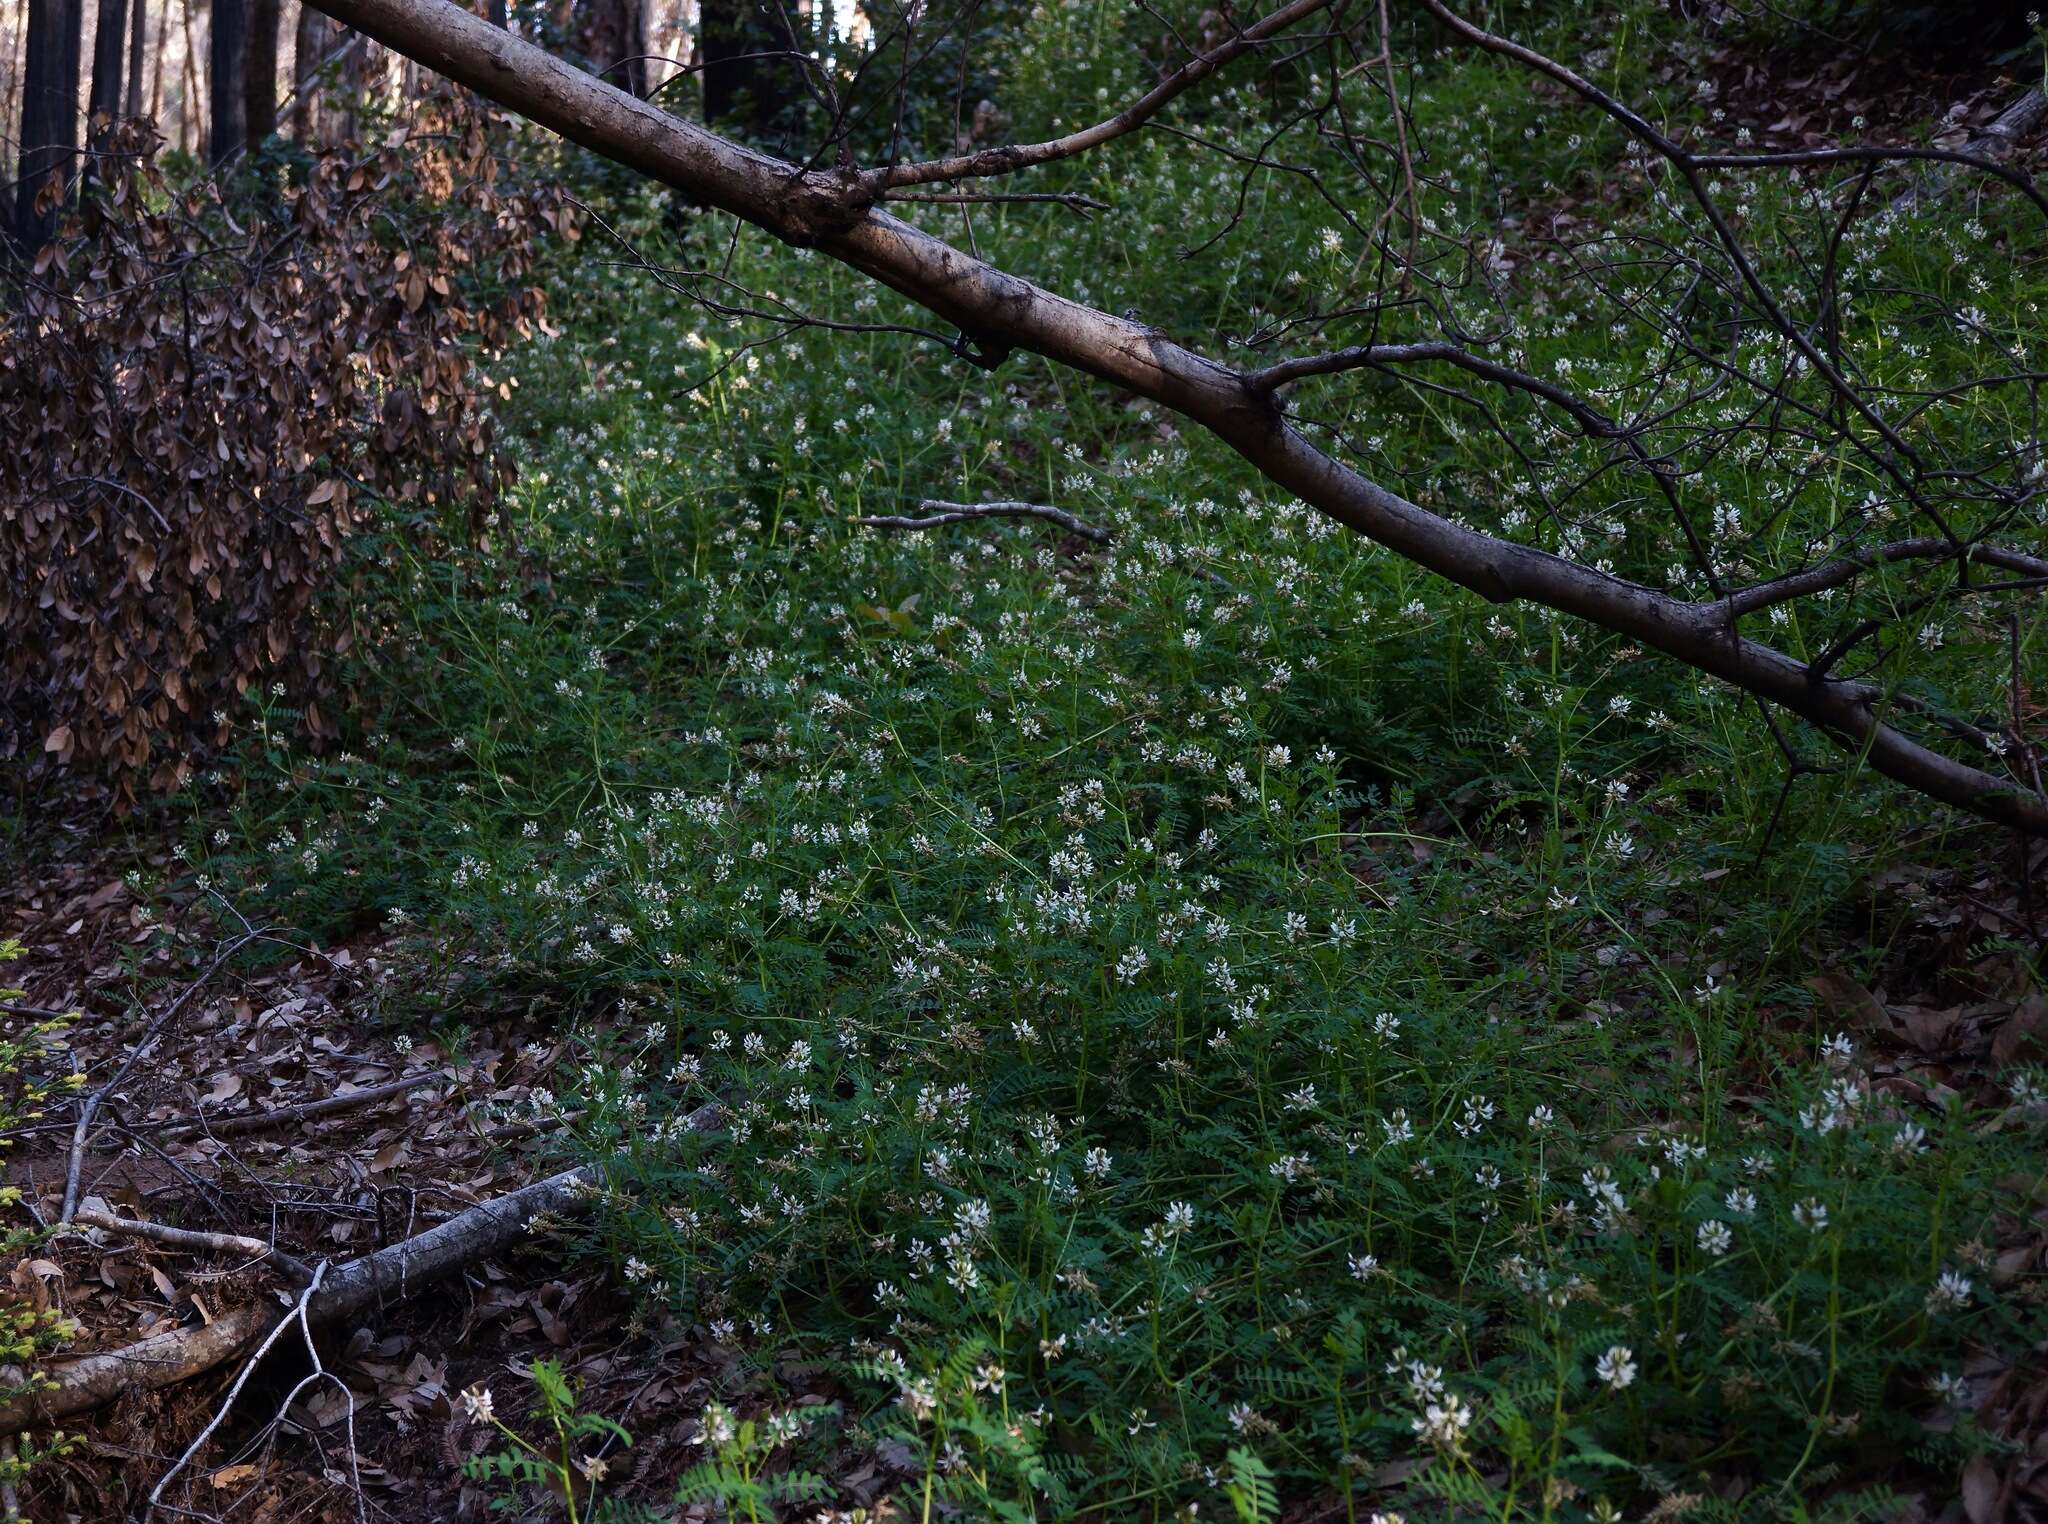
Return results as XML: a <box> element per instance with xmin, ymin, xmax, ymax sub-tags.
<box><xmin>0</xmin><ymin>939</ymin><xmax>82</xmax><ymax>1501</ymax></box>
<box><xmin>671</xmin><ymin>1401</ymin><xmax>838</xmax><ymax>1521</ymax></box>
<box><xmin>459</xmin><ymin>1360</ymin><xmax>633</xmax><ymax>1522</ymax></box>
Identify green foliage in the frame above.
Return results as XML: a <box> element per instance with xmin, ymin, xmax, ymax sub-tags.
<box><xmin>1225</xmin><ymin>1447</ymin><xmax>1280</xmax><ymax>1524</ymax></box>
<box><xmin>180</xmin><ymin>0</ymin><xmax>2048</xmax><ymax>1517</ymax></box>
<box><xmin>460</xmin><ymin>1360</ymin><xmax>634</xmax><ymax>1522</ymax></box>
<box><xmin>0</xmin><ymin>939</ymin><xmax>82</xmax><ymax>1493</ymax></box>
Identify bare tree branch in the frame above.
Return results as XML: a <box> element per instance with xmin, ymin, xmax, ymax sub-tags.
<box><xmin>60</xmin><ymin>928</ymin><xmax>273</xmax><ymax>1224</ymax></box>
<box><xmin>1</xmin><ymin>1167</ymin><xmax>595</xmax><ymax>1436</ymax></box>
<box><xmin>868</xmin><ymin>0</ymin><xmax>1337</xmax><ymax>191</ymax></box>
<box><xmin>72</xmin><ymin>1206</ymin><xmax>316</xmax><ymax>1284</ymax></box>
<box><xmin>1724</xmin><ymin>539</ymin><xmax>2048</xmax><ymax>618</ymax></box>
<box><xmin>853</xmin><ymin>499</ymin><xmax>1112</xmax><ymax>542</ymax></box>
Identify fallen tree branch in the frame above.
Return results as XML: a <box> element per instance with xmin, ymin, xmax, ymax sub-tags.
<box><xmin>1888</xmin><ymin>88</ymin><xmax>2048</xmax><ymax>213</ymax></box>
<box><xmin>72</xmin><ymin>1206</ymin><xmax>316</xmax><ymax>1286</ymax></box>
<box><xmin>2</xmin><ymin>1097</ymin><xmax>724</xmax><ymax>1437</ymax></box>
<box><xmin>0</xmin><ymin>1001</ymin><xmax>83</xmax><ymax>1022</ymax></box>
<box><xmin>853</xmin><ymin>499</ymin><xmax>1112</xmax><ymax>543</ymax></box>
<box><xmin>160</xmin><ymin>1072</ymin><xmax>450</xmax><ymax>1141</ymax></box>
<box><xmin>0</xmin><ymin>1165</ymin><xmax>597</xmax><ymax>1436</ymax></box>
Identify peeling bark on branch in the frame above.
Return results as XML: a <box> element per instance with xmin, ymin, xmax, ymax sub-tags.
<box><xmin>296</xmin><ymin>0</ymin><xmax>2048</xmax><ymax>835</ymax></box>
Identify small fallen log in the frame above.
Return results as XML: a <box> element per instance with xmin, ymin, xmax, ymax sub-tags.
<box><xmin>0</xmin><ymin>1164</ymin><xmax>599</xmax><ymax>1436</ymax></box>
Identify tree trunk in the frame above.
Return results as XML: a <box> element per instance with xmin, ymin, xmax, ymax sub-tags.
<box><xmin>88</xmin><ymin>0</ymin><xmax>126</xmax><ymax>127</ymax></box>
<box><xmin>487</xmin><ymin>0</ymin><xmax>504</xmax><ymax>27</ymax></box>
<box><xmin>177</xmin><ymin>0</ymin><xmax>200</xmax><ymax>153</ymax></box>
<box><xmin>210</xmin><ymin>0</ymin><xmax>247</xmax><ymax>161</ymax></box>
<box><xmin>148</xmin><ymin>0</ymin><xmax>166</xmax><ymax>119</ymax></box>
<box><xmin>245</xmin><ymin>0</ymin><xmax>279</xmax><ymax>141</ymax></box>
<box><xmin>574</xmin><ymin>0</ymin><xmax>643</xmax><ymax>95</ymax></box>
<box><xmin>292</xmin><ymin>0</ymin><xmax>331</xmax><ymax>137</ymax></box>
<box><xmin>699</xmin><ymin>0</ymin><xmax>781</xmax><ymax>128</ymax></box>
<box><xmin>337</xmin><ymin>28</ymin><xmax>378</xmax><ymax>142</ymax></box>
<box><xmin>14</xmin><ymin>0</ymin><xmax>83</xmax><ymax>250</ymax></box>
<box><xmin>123</xmin><ymin>0</ymin><xmax>147</xmax><ymax>116</ymax></box>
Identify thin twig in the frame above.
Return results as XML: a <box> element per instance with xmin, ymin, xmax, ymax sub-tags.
<box><xmin>0</xmin><ymin>1002</ymin><xmax>81</xmax><ymax>1022</ymax></box>
<box><xmin>61</xmin><ymin>929</ymin><xmax>272</xmax><ymax>1223</ymax></box>
<box><xmin>871</xmin><ymin>0</ymin><xmax>1335</xmax><ymax>190</ymax></box>
<box><xmin>884</xmin><ymin>190</ymin><xmax>1110</xmax><ymax>214</ymax></box>
<box><xmin>853</xmin><ymin>499</ymin><xmax>1112</xmax><ymax>543</ymax></box>
<box><xmin>144</xmin><ymin>1261</ymin><xmax>333</xmax><ymax>1520</ymax></box>
<box><xmin>48</xmin><ymin>476</ymin><xmax>172</xmax><ymax>532</ymax></box>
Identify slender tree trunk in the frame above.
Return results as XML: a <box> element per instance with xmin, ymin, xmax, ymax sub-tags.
<box><xmin>337</xmin><ymin>28</ymin><xmax>375</xmax><ymax>141</ymax></box>
<box><xmin>699</xmin><ymin>0</ymin><xmax>779</xmax><ymax>127</ymax></box>
<box><xmin>149</xmin><ymin>0</ymin><xmax>165</xmax><ymax>119</ymax></box>
<box><xmin>209</xmin><ymin>0</ymin><xmax>246</xmax><ymax>159</ymax></box>
<box><xmin>177</xmin><ymin>0</ymin><xmax>197</xmax><ymax>153</ymax></box>
<box><xmin>2</xmin><ymin>15</ymin><xmax>22</xmax><ymax>228</ymax></box>
<box><xmin>487</xmin><ymin>0</ymin><xmax>504</xmax><ymax>27</ymax></box>
<box><xmin>245</xmin><ymin>0</ymin><xmax>278</xmax><ymax>141</ymax></box>
<box><xmin>626</xmin><ymin>0</ymin><xmax>645</xmax><ymax>96</ymax></box>
<box><xmin>3</xmin><ymin>12</ymin><xmax>26</xmax><ymax>225</ymax></box>
<box><xmin>123</xmin><ymin>0</ymin><xmax>146</xmax><ymax>115</ymax></box>
<box><xmin>292</xmin><ymin>0</ymin><xmax>329</xmax><ymax>136</ymax></box>
<box><xmin>573</xmin><ymin>0</ymin><xmax>641</xmax><ymax>95</ymax></box>
<box><xmin>14</xmin><ymin>0</ymin><xmax>83</xmax><ymax>249</ymax></box>
<box><xmin>88</xmin><ymin>0</ymin><xmax>125</xmax><ymax>127</ymax></box>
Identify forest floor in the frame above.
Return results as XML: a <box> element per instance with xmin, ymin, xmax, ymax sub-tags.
<box><xmin>3</xmin><ymin>830</ymin><xmax>934</xmax><ymax>1521</ymax></box>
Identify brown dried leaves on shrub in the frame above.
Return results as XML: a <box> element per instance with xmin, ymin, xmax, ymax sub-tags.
<box><xmin>0</xmin><ymin>106</ymin><xmax>574</xmax><ymax>805</ymax></box>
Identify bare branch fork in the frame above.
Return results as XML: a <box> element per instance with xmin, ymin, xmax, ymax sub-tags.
<box><xmin>141</xmin><ymin>1261</ymin><xmax>364</xmax><ymax>1523</ymax></box>
<box><xmin>295</xmin><ymin>0</ymin><xmax>2048</xmax><ymax>834</ymax></box>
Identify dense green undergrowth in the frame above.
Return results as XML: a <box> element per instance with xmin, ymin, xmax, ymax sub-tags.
<box><xmin>167</xmin><ymin>0</ymin><xmax>2048</xmax><ymax>1517</ymax></box>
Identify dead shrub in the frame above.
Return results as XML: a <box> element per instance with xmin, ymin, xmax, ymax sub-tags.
<box><xmin>0</xmin><ymin>104</ymin><xmax>574</xmax><ymax>806</ymax></box>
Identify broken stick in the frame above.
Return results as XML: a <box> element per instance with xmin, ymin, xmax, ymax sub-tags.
<box><xmin>72</xmin><ymin>1207</ymin><xmax>316</xmax><ymax>1285</ymax></box>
